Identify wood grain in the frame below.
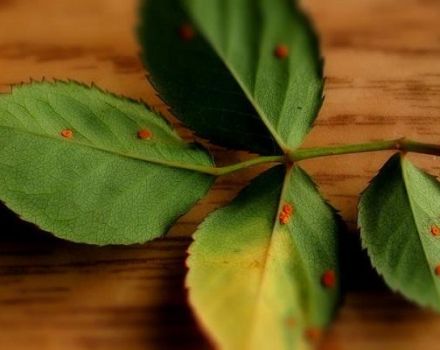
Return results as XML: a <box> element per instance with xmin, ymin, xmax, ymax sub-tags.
<box><xmin>0</xmin><ymin>0</ymin><xmax>439</xmax><ymax>349</ymax></box>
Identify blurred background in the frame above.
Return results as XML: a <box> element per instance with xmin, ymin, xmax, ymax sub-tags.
<box><xmin>0</xmin><ymin>0</ymin><xmax>440</xmax><ymax>349</ymax></box>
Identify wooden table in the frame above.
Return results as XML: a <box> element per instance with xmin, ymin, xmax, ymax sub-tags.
<box><xmin>1</xmin><ymin>0</ymin><xmax>440</xmax><ymax>349</ymax></box>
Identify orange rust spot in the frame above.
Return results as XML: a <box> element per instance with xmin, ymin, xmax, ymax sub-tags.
<box><xmin>179</xmin><ymin>24</ymin><xmax>195</xmax><ymax>41</ymax></box>
<box><xmin>249</xmin><ymin>259</ymin><xmax>263</xmax><ymax>269</ymax></box>
<box><xmin>282</xmin><ymin>203</ymin><xmax>293</xmax><ymax>215</ymax></box>
<box><xmin>137</xmin><ymin>129</ymin><xmax>153</xmax><ymax>140</ymax></box>
<box><xmin>286</xmin><ymin>317</ymin><xmax>296</xmax><ymax>328</ymax></box>
<box><xmin>321</xmin><ymin>270</ymin><xmax>336</xmax><ymax>288</ymax></box>
<box><xmin>274</xmin><ymin>44</ymin><xmax>289</xmax><ymax>59</ymax></box>
<box><xmin>279</xmin><ymin>203</ymin><xmax>293</xmax><ymax>225</ymax></box>
<box><xmin>61</xmin><ymin>129</ymin><xmax>73</xmax><ymax>139</ymax></box>
<box><xmin>431</xmin><ymin>225</ymin><xmax>440</xmax><ymax>236</ymax></box>
<box><xmin>435</xmin><ymin>265</ymin><xmax>440</xmax><ymax>276</ymax></box>
<box><xmin>279</xmin><ymin>212</ymin><xmax>290</xmax><ymax>225</ymax></box>
<box><xmin>305</xmin><ymin>328</ymin><xmax>321</xmax><ymax>343</ymax></box>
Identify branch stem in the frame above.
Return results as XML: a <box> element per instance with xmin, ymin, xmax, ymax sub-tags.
<box><xmin>186</xmin><ymin>138</ymin><xmax>440</xmax><ymax>176</ymax></box>
<box><xmin>201</xmin><ymin>155</ymin><xmax>286</xmax><ymax>176</ymax></box>
<box><xmin>289</xmin><ymin>138</ymin><xmax>440</xmax><ymax>161</ymax></box>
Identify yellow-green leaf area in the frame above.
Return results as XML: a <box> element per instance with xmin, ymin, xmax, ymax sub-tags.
<box><xmin>187</xmin><ymin>165</ymin><xmax>340</xmax><ymax>350</ymax></box>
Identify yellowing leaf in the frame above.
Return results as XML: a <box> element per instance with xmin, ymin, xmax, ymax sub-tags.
<box><xmin>187</xmin><ymin>166</ymin><xmax>340</xmax><ymax>350</ymax></box>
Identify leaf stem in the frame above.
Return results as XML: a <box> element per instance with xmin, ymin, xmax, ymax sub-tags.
<box><xmin>201</xmin><ymin>155</ymin><xmax>286</xmax><ymax>176</ymax></box>
<box><xmin>289</xmin><ymin>138</ymin><xmax>440</xmax><ymax>161</ymax></box>
<box><xmin>182</xmin><ymin>138</ymin><xmax>440</xmax><ymax>176</ymax></box>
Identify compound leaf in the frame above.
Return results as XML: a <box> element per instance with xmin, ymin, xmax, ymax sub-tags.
<box><xmin>0</xmin><ymin>81</ymin><xmax>214</xmax><ymax>245</ymax></box>
<box><xmin>139</xmin><ymin>0</ymin><xmax>323</xmax><ymax>155</ymax></box>
<box><xmin>187</xmin><ymin>165</ymin><xmax>340</xmax><ymax>350</ymax></box>
<box><xmin>359</xmin><ymin>154</ymin><xmax>440</xmax><ymax>310</ymax></box>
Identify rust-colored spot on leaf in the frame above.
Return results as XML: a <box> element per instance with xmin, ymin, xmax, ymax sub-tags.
<box><xmin>279</xmin><ymin>213</ymin><xmax>289</xmax><ymax>225</ymax></box>
<box><xmin>286</xmin><ymin>317</ymin><xmax>296</xmax><ymax>329</ymax></box>
<box><xmin>282</xmin><ymin>203</ymin><xmax>293</xmax><ymax>215</ymax></box>
<box><xmin>249</xmin><ymin>259</ymin><xmax>262</xmax><ymax>269</ymax></box>
<box><xmin>435</xmin><ymin>265</ymin><xmax>440</xmax><ymax>276</ymax></box>
<box><xmin>274</xmin><ymin>44</ymin><xmax>289</xmax><ymax>59</ymax></box>
<box><xmin>137</xmin><ymin>129</ymin><xmax>153</xmax><ymax>140</ymax></box>
<box><xmin>431</xmin><ymin>225</ymin><xmax>440</xmax><ymax>236</ymax></box>
<box><xmin>179</xmin><ymin>24</ymin><xmax>195</xmax><ymax>41</ymax></box>
<box><xmin>321</xmin><ymin>270</ymin><xmax>336</xmax><ymax>288</ymax></box>
<box><xmin>305</xmin><ymin>328</ymin><xmax>321</xmax><ymax>343</ymax></box>
<box><xmin>279</xmin><ymin>203</ymin><xmax>293</xmax><ymax>225</ymax></box>
<box><xmin>61</xmin><ymin>129</ymin><xmax>73</xmax><ymax>139</ymax></box>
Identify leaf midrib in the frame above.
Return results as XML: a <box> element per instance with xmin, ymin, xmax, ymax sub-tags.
<box><xmin>400</xmin><ymin>157</ymin><xmax>440</xmax><ymax>302</ymax></box>
<box><xmin>245</xmin><ymin>167</ymin><xmax>293</xmax><ymax>349</ymax></box>
<box><xmin>0</xmin><ymin>124</ymin><xmax>212</xmax><ymax>174</ymax></box>
<box><xmin>184</xmin><ymin>2</ymin><xmax>289</xmax><ymax>152</ymax></box>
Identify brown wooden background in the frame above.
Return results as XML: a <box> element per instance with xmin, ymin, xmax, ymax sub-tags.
<box><xmin>1</xmin><ymin>0</ymin><xmax>440</xmax><ymax>349</ymax></box>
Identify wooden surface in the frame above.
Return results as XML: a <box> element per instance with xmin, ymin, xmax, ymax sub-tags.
<box><xmin>1</xmin><ymin>0</ymin><xmax>440</xmax><ymax>349</ymax></box>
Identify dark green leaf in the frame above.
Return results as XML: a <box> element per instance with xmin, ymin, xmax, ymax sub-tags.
<box><xmin>139</xmin><ymin>0</ymin><xmax>323</xmax><ymax>154</ymax></box>
<box><xmin>359</xmin><ymin>154</ymin><xmax>440</xmax><ymax>310</ymax></box>
<box><xmin>0</xmin><ymin>81</ymin><xmax>214</xmax><ymax>245</ymax></box>
<box><xmin>187</xmin><ymin>165</ymin><xmax>340</xmax><ymax>349</ymax></box>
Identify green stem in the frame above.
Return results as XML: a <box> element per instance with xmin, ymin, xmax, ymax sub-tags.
<box><xmin>400</xmin><ymin>139</ymin><xmax>440</xmax><ymax>156</ymax></box>
<box><xmin>185</xmin><ymin>138</ymin><xmax>440</xmax><ymax>176</ymax></box>
<box><xmin>289</xmin><ymin>138</ymin><xmax>440</xmax><ymax>161</ymax></box>
<box><xmin>201</xmin><ymin>155</ymin><xmax>286</xmax><ymax>176</ymax></box>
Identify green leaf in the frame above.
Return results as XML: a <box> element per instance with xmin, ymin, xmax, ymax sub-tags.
<box><xmin>139</xmin><ymin>0</ymin><xmax>279</xmax><ymax>155</ymax></box>
<box><xmin>187</xmin><ymin>165</ymin><xmax>340</xmax><ymax>350</ymax></box>
<box><xmin>139</xmin><ymin>0</ymin><xmax>322</xmax><ymax>154</ymax></box>
<box><xmin>359</xmin><ymin>154</ymin><xmax>440</xmax><ymax>310</ymax></box>
<box><xmin>0</xmin><ymin>81</ymin><xmax>214</xmax><ymax>245</ymax></box>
